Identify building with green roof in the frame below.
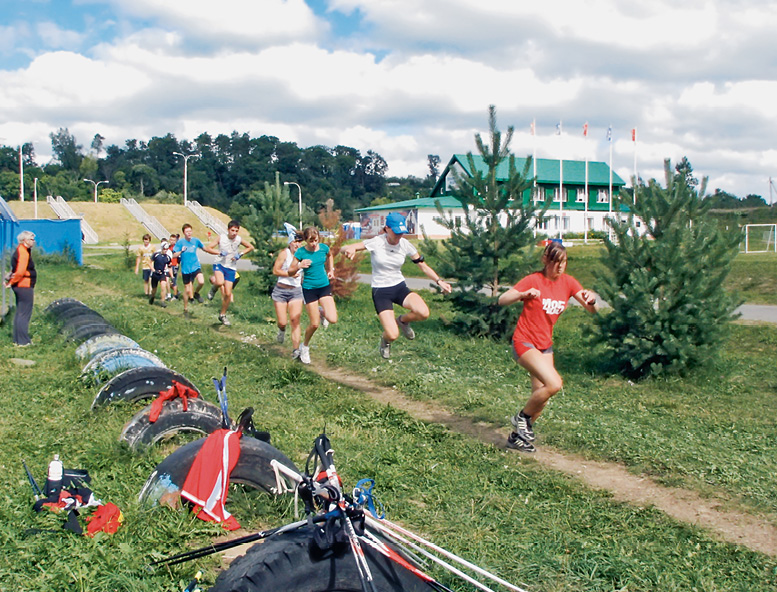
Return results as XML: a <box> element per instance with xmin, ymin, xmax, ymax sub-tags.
<box><xmin>355</xmin><ymin>154</ymin><xmax>632</xmax><ymax>240</ymax></box>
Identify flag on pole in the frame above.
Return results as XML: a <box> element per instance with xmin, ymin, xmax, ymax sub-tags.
<box><xmin>556</xmin><ymin>121</ymin><xmax>562</xmax><ymax>135</ymax></box>
<box><xmin>530</xmin><ymin>120</ymin><xmax>535</xmax><ymax>136</ymax></box>
<box><xmin>583</xmin><ymin>122</ymin><xmax>588</xmax><ymax>137</ymax></box>
<box><xmin>632</xmin><ymin>128</ymin><xmax>637</xmax><ymax>142</ymax></box>
<box><xmin>607</xmin><ymin>125</ymin><xmax>612</xmax><ymax>142</ymax></box>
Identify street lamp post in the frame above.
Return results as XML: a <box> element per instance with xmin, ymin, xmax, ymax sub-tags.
<box><xmin>33</xmin><ymin>177</ymin><xmax>38</xmax><ymax>219</ymax></box>
<box><xmin>284</xmin><ymin>181</ymin><xmax>303</xmax><ymax>229</ymax></box>
<box><xmin>83</xmin><ymin>178</ymin><xmax>109</xmax><ymax>203</ymax></box>
<box><xmin>173</xmin><ymin>152</ymin><xmax>200</xmax><ymax>207</ymax></box>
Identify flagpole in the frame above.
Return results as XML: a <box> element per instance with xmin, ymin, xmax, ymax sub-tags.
<box><xmin>584</xmin><ymin>122</ymin><xmax>589</xmax><ymax>244</ymax></box>
<box><xmin>557</xmin><ymin>121</ymin><xmax>563</xmax><ymax>241</ymax></box>
<box><xmin>531</xmin><ymin>119</ymin><xmax>537</xmax><ymax>237</ymax></box>
<box><xmin>632</xmin><ymin>127</ymin><xmax>638</xmax><ymax>204</ymax></box>
<box><xmin>608</xmin><ymin>125</ymin><xmax>613</xmax><ymax>242</ymax></box>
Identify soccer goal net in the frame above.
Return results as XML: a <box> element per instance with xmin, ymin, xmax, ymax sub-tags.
<box><xmin>743</xmin><ymin>224</ymin><xmax>777</xmax><ymax>253</ymax></box>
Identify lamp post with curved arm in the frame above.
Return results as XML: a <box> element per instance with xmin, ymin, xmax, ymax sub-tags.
<box><xmin>283</xmin><ymin>181</ymin><xmax>302</xmax><ymax>229</ymax></box>
<box><xmin>83</xmin><ymin>178</ymin><xmax>109</xmax><ymax>203</ymax></box>
<box><xmin>173</xmin><ymin>152</ymin><xmax>200</xmax><ymax>207</ymax></box>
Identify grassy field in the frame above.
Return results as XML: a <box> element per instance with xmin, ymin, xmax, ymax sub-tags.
<box><xmin>0</xmin><ymin>252</ymin><xmax>775</xmax><ymax>591</ymax></box>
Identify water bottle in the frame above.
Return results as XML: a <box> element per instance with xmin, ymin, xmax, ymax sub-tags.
<box><xmin>45</xmin><ymin>454</ymin><xmax>63</xmax><ymax>498</ymax></box>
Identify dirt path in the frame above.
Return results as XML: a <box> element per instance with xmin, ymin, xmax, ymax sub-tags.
<box><xmin>269</xmin><ymin>348</ymin><xmax>777</xmax><ymax>557</ymax></box>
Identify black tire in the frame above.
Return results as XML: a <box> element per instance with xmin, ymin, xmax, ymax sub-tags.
<box><xmin>208</xmin><ymin>528</ymin><xmax>434</xmax><ymax>592</ymax></box>
<box><xmin>91</xmin><ymin>367</ymin><xmax>199</xmax><ymax>410</ymax></box>
<box><xmin>138</xmin><ymin>436</ymin><xmax>299</xmax><ymax>505</ymax></box>
<box><xmin>76</xmin><ymin>334</ymin><xmax>140</xmax><ymax>361</ymax></box>
<box><xmin>57</xmin><ymin>307</ymin><xmax>105</xmax><ymax>324</ymax></box>
<box><xmin>45</xmin><ymin>298</ymin><xmax>86</xmax><ymax>316</ymax></box>
<box><xmin>81</xmin><ymin>347</ymin><xmax>165</xmax><ymax>378</ymax></box>
<box><xmin>66</xmin><ymin>323</ymin><xmax>118</xmax><ymax>344</ymax></box>
<box><xmin>120</xmin><ymin>398</ymin><xmax>224</xmax><ymax>450</ymax></box>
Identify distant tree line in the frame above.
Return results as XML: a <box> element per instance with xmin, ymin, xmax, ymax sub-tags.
<box><xmin>0</xmin><ymin>129</ymin><xmax>442</xmax><ymax>221</ymax></box>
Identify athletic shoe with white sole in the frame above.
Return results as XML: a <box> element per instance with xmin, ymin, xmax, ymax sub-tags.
<box><xmin>319</xmin><ymin>306</ymin><xmax>329</xmax><ymax>328</ymax></box>
<box><xmin>218</xmin><ymin>314</ymin><xmax>231</xmax><ymax>326</ymax></box>
<box><xmin>207</xmin><ymin>287</ymin><xmax>217</xmax><ymax>301</ymax></box>
<box><xmin>299</xmin><ymin>344</ymin><xmax>311</xmax><ymax>364</ymax></box>
<box><xmin>510</xmin><ymin>412</ymin><xmax>535</xmax><ymax>442</ymax></box>
<box><xmin>379</xmin><ymin>337</ymin><xmax>391</xmax><ymax>359</ymax></box>
<box><xmin>506</xmin><ymin>431</ymin><xmax>535</xmax><ymax>453</ymax></box>
<box><xmin>276</xmin><ymin>329</ymin><xmax>286</xmax><ymax>344</ymax></box>
<box><xmin>291</xmin><ymin>348</ymin><xmax>301</xmax><ymax>360</ymax></box>
<box><xmin>397</xmin><ymin>316</ymin><xmax>415</xmax><ymax>340</ymax></box>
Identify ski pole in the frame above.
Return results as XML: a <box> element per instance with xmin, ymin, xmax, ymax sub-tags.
<box><xmin>22</xmin><ymin>460</ymin><xmax>43</xmax><ymax>501</ymax></box>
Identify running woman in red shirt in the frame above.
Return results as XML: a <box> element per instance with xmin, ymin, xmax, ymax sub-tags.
<box><xmin>498</xmin><ymin>241</ymin><xmax>598</xmax><ymax>452</ymax></box>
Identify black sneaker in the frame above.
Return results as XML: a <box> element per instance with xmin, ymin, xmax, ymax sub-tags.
<box><xmin>510</xmin><ymin>412</ymin><xmax>535</xmax><ymax>442</ymax></box>
<box><xmin>194</xmin><ymin>293</ymin><xmax>204</xmax><ymax>304</ymax></box>
<box><xmin>506</xmin><ymin>432</ymin><xmax>535</xmax><ymax>453</ymax></box>
<box><xmin>379</xmin><ymin>337</ymin><xmax>391</xmax><ymax>359</ymax></box>
<box><xmin>149</xmin><ymin>295</ymin><xmax>154</xmax><ymax>305</ymax></box>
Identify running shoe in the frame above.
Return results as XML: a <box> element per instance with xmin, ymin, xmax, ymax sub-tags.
<box><xmin>319</xmin><ymin>306</ymin><xmax>329</xmax><ymax>328</ymax></box>
<box><xmin>397</xmin><ymin>316</ymin><xmax>415</xmax><ymax>340</ymax></box>
<box><xmin>510</xmin><ymin>412</ymin><xmax>535</xmax><ymax>442</ymax></box>
<box><xmin>218</xmin><ymin>314</ymin><xmax>231</xmax><ymax>326</ymax></box>
<box><xmin>379</xmin><ymin>337</ymin><xmax>391</xmax><ymax>359</ymax></box>
<box><xmin>149</xmin><ymin>295</ymin><xmax>154</xmax><ymax>305</ymax></box>
<box><xmin>291</xmin><ymin>348</ymin><xmax>301</xmax><ymax>360</ymax></box>
<box><xmin>506</xmin><ymin>432</ymin><xmax>536</xmax><ymax>453</ymax></box>
<box><xmin>299</xmin><ymin>344</ymin><xmax>311</xmax><ymax>364</ymax></box>
<box><xmin>276</xmin><ymin>329</ymin><xmax>286</xmax><ymax>344</ymax></box>
<box><xmin>194</xmin><ymin>293</ymin><xmax>204</xmax><ymax>304</ymax></box>
<box><xmin>160</xmin><ymin>301</ymin><xmax>167</xmax><ymax>308</ymax></box>
<box><xmin>207</xmin><ymin>286</ymin><xmax>217</xmax><ymax>301</ymax></box>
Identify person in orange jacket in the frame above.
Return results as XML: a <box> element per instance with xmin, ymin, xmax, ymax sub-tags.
<box><xmin>5</xmin><ymin>230</ymin><xmax>37</xmax><ymax>346</ymax></box>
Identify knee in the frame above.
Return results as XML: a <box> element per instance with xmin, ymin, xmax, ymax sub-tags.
<box><xmin>385</xmin><ymin>327</ymin><xmax>399</xmax><ymax>341</ymax></box>
<box><xmin>547</xmin><ymin>377</ymin><xmax>563</xmax><ymax>396</ymax></box>
<box><xmin>327</xmin><ymin>311</ymin><xmax>338</xmax><ymax>324</ymax></box>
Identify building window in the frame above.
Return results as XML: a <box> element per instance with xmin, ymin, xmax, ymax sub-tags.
<box><xmin>554</xmin><ymin>188</ymin><xmax>562</xmax><ymax>203</ymax></box>
<box><xmin>533</xmin><ymin>187</ymin><xmax>543</xmax><ymax>203</ymax></box>
<box><xmin>563</xmin><ymin>216</ymin><xmax>570</xmax><ymax>230</ymax></box>
<box><xmin>576</xmin><ymin>189</ymin><xmax>587</xmax><ymax>203</ymax></box>
<box><xmin>597</xmin><ymin>189</ymin><xmax>609</xmax><ymax>203</ymax></box>
<box><xmin>587</xmin><ymin>217</ymin><xmax>595</xmax><ymax>230</ymax></box>
<box><xmin>454</xmin><ymin>216</ymin><xmax>462</xmax><ymax>228</ymax></box>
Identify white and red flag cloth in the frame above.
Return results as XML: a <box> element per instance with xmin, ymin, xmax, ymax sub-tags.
<box><xmin>583</xmin><ymin>122</ymin><xmax>589</xmax><ymax>137</ymax></box>
<box><xmin>181</xmin><ymin>428</ymin><xmax>242</xmax><ymax>530</ymax></box>
<box><xmin>632</xmin><ymin>128</ymin><xmax>637</xmax><ymax>141</ymax></box>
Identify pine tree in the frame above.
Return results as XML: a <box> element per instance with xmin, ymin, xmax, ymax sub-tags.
<box><xmin>592</xmin><ymin>159</ymin><xmax>742</xmax><ymax>378</ymax></box>
<box><xmin>242</xmin><ymin>172</ymin><xmax>298</xmax><ymax>293</ymax></box>
<box><xmin>423</xmin><ymin>106</ymin><xmax>547</xmax><ymax>338</ymax></box>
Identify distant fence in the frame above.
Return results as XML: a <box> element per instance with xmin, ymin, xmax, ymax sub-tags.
<box><xmin>46</xmin><ymin>195</ymin><xmax>99</xmax><ymax>244</ymax></box>
<box><xmin>121</xmin><ymin>198</ymin><xmax>169</xmax><ymax>240</ymax></box>
<box><xmin>187</xmin><ymin>200</ymin><xmax>227</xmax><ymax>236</ymax></box>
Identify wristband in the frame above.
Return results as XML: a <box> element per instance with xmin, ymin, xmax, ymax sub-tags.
<box><xmin>234</xmin><ymin>253</ymin><xmax>241</xmax><ymax>260</ymax></box>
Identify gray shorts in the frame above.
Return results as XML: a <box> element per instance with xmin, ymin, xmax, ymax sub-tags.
<box><xmin>272</xmin><ymin>284</ymin><xmax>303</xmax><ymax>303</ymax></box>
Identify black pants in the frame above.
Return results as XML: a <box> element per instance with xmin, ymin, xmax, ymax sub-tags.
<box><xmin>12</xmin><ymin>286</ymin><xmax>34</xmax><ymax>345</ymax></box>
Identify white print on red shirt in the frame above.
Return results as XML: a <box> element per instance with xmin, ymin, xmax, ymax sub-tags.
<box><xmin>542</xmin><ymin>298</ymin><xmax>566</xmax><ymax>316</ymax></box>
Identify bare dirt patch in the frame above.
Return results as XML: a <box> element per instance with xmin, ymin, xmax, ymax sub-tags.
<box><xmin>291</xmin><ymin>351</ymin><xmax>777</xmax><ymax>557</ymax></box>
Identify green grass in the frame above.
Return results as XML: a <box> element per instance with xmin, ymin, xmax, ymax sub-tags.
<box><xmin>0</xmin><ymin>254</ymin><xmax>776</xmax><ymax>591</ymax></box>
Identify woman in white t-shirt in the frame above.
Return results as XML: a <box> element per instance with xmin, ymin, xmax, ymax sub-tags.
<box><xmin>343</xmin><ymin>212</ymin><xmax>451</xmax><ymax>359</ymax></box>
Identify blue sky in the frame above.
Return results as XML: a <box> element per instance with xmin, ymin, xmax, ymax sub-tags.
<box><xmin>1</xmin><ymin>0</ymin><xmax>777</xmax><ymax>199</ymax></box>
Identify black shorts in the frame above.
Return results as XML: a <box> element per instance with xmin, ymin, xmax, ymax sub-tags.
<box><xmin>150</xmin><ymin>272</ymin><xmax>166</xmax><ymax>288</ymax></box>
<box><xmin>302</xmin><ymin>284</ymin><xmax>332</xmax><ymax>304</ymax></box>
<box><xmin>372</xmin><ymin>282</ymin><xmax>412</xmax><ymax>314</ymax></box>
<box><xmin>181</xmin><ymin>269</ymin><xmax>202</xmax><ymax>285</ymax></box>
<box><xmin>142</xmin><ymin>269</ymin><xmax>151</xmax><ymax>281</ymax></box>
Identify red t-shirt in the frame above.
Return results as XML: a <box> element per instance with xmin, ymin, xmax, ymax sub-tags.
<box><xmin>512</xmin><ymin>272</ymin><xmax>583</xmax><ymax>350</ymax></box>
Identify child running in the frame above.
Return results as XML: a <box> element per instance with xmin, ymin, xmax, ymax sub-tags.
<box><xmin>149</xmin><ymin>240</ymin><xmax>172</xmax><ymax>307</ymax></box>
<box><xmin>134</xmin><ymin>234</ymin><xmax>154</xmax><ymax>296</ymax></box>
<box><xmin>343</xmin><ymin>212</ymin><xmax>451</xmax><ymax>359</ymax></box>
<box><xmin>205</xmin><ymin>220</ymin><xmax>254</xmax><ymax>326</ymax></box>
<box><xmin>498</xmin><ymin>241</ymin><xmax>598</xmax><ymax>452</ymax></box>
<box><xmin>286</xmin><ymin>227</ymin><xmax>338</xmax><ymax>364</ymax></box>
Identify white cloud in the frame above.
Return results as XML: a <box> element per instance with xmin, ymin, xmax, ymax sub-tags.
<box><xmin>36</xmin><ymin>22</ymin><xmax>86</xmax><ymax>49</ymax></box>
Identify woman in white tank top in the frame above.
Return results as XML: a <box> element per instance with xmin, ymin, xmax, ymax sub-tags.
<box><xmin>271</xmin><ymin>231</ymin><xmax>305</xmax><ymax>359</ymax></box>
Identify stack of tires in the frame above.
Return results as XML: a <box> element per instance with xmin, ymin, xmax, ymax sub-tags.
<box><xmin>46</xmin><ymin>298</ymin><xmax>224</xmax><ymax>450</ymax></box>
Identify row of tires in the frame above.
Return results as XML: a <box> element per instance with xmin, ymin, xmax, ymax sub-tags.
<box><xmin>46</xmin><ymin>299</ymin><xmax>429</xmax><ymax>591</ymax></box>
